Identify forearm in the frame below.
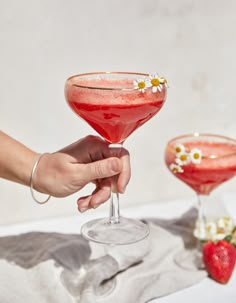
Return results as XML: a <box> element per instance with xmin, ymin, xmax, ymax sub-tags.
<box><xmin>0</xmin><ymin>131</ymin><xmax>39</xmax><ymax>186</ymax></box>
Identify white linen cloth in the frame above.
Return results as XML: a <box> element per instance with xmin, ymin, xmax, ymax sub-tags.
<box><xmin>0</xmin><ymin>209</ymin><xmax>206</xmax><ymax>303</ymax></box>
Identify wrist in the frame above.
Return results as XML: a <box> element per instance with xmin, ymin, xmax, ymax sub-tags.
<box><xmin>0</xmin><ymin>131</ymin><xmax>40</xmax><ymax>186</ymax></box>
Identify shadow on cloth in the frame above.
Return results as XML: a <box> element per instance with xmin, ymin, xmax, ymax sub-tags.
<box><xmin>143</xmin><ymin>206</ymin><xmax>198</xmax><ymax>250</ymax></box>
<box><xmin>0</xmin><ymin>207</ymin><xmax>198</xmax><ymax>270</ymax></box>
<box><xmin>0</xmin><ymin>231</ymin><xmax>91</xmax><ymax>270</ymax></box>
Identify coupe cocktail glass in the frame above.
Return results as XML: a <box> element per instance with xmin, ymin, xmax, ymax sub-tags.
<box><xmin>65</xmin><ymin>72</ymin><xmax>167</xmax><ymax>245</ymax></box>
<box><xmin>165</xmin><ymin>133</ymin><xmax>236</xmax><ymax>241</ymax></box>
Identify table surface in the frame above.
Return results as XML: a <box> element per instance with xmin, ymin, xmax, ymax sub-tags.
<box><xmin>0</xmin><ymin>194</ymin><xmax>236</xmax><ymax>302</ymax></box>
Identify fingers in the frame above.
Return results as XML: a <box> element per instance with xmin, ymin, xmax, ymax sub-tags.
<box><xmin>77</xmin><ymin>179</ymin><xmax>111</xmax><ymax>212</ymax></box>
<box><xmin>76</xmin><ymin>146</ymin><xmax>130</xmax><ymax>213</ymax></box>
<box><xmin>80</xmin><ymin>157</ymin><xmax>122</xmax><ymax>184</ymax></box>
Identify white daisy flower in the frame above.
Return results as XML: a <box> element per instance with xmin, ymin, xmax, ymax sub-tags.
<box><xmin>205</xmin><ymin>221</ymin><xmax>217</xmax><ymax>240</ymax></box>
<box><xmin>176</xmin><ymin>151</ymin><xmax>190</xmax><ymax>166</ymax></box>
<box><xmin>159</xmin><ymin>77</ymin><xmax>168</xmax><ymax>88</ymax></box>
<box><xmin>194</xmin><ymin>219</ymin><xmax>206</xmax><ymax>240</ymax></box>
<box><xmin>146</xmin><ymin>73</ymin><xmax>162</xmax><ymax>93</ymax></box>
<box><xmin>216</xmin><ymin>216</ymin><xmax>234</xmax><ymax>234</ymax></box>
<box><xmin>232</xmin><ymin>229</ymin><xmax>236</xmax><ymax>245</ymax></box>
<box><xmin>190</xmin><ymin>148</ymin><xmax>202</xmax><ymax>164</ymax></box>
<box><xmin>133</xmin><ymin>79</ymin><xmax>147</xmax><ymax>93</ymax></box>
<box><xmin>169</xmin><ymin>163</ymin><xmax>183</xmax><ymax>173</ymax></box>
<box><xmin>174</xmin><ymin>143</ymin><xmax>186</xmax><ymax>156</ymax></box>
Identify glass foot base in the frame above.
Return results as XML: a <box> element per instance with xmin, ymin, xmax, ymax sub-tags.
<box><xmin>81</xmin><ymin>216</ymin><xmax>149</xmax><ymax>245</ymax></box>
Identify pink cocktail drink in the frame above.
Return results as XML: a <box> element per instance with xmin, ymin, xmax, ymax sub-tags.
<box><xmin>165</xmin><ymin>134</ymin><xmax>236</xmax><ymax>241</ymax></box>
<box><xmin>165</xmin><ymin>141</ymin><xmax>236</xmax><ymax>195</ymax></box>
<box><xmin>65</xmin><ymin>72</ymin><xmax>168</xmax><ymax>245</ymax></box>
<box><xmin>65</xmin><ymin>76</ymin><xmax>166</xmax><ymax>144</ymax></box>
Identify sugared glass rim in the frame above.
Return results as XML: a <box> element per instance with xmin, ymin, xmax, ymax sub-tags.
<box><xmin>167</xmin><ymin>132</ymin><xmax>236</xmax><ymax>159</ymax></box>
<box><xmin>66</xmin><ymin>71</ymin><xmax>150</xmax><ymax>91</ymax></box>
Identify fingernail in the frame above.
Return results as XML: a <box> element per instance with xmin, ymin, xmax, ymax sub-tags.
<box><xmin>119</xmin><ymin>185</ymin><xmax>126</xmax><ymax>194</ymax></box>
<box><xmin>79</xmin><ymin>207</ymin><xmax>88</xmax><ymax>213</ymax></box>
<box><xmin>93</xmin><ymin>203</ymin><xmax>101</xmax><ymax>209</ymax></box>
<box><xmin>121</xmin><ymin>187</ymin><xmax>126</xmax><ymax>194</ymax></box>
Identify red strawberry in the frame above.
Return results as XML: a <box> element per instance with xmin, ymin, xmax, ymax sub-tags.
<box><xmin>203</xmin><ymin>240</ymin><xmax>236</xmax><ymax>284</ymax></box>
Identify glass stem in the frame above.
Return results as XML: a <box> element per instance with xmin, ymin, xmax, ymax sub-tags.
<box><xmin>108</xmin><ymin>144</ymin><xmax>122</xmax><ymax>224</ymax></box>
<box><xmin>197</xmin><ymin>194</ymin><xmax>207</xmax><ymax>222</ymax></box>
<box><xmin>109</xmin><ymin>192</ymin><xmax>120</xmax><ymax>224</ymax></box>
<box><xmin>196</xmin><ymin>194</ymin><xmax>207</xmax><ymax>241</ymax></box>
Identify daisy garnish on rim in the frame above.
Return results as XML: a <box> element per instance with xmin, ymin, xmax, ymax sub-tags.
<box><xmin>169</xmin><ymin>143</ymin><xmax>203</xmax><ymax>173</ymax></box>
<box><xmin>159</xmin><ymin>77</ymin><xmax>168</xmax><ymax>88</ymax></box>
<box><xmin>169</xmin><ymin>163</ymin><xmax>184</xmax><ymax>173</ymax></box>
<box><xmin>146</xmin><ymin>73</ymin><xmax>163</xmax><ymax>93</ymax></box>
<box><xmin>176</xmin><ymin>151</ymin><xmax>191</xmax><ymax>166</ymax></box>
<box><xmin>174</xmin><ymin>143</ymin><xmax>186</xmax><ymax>155</ymax></box>
<box><xmin>133</xmin><ymin>73</ymin><xmax>168</xmax><ymax>93</ymax></box>
<box><xmin>133</xmin><ymin>78</ymin><xmax>148</xmax><ymax>93</ymax></box>
<box><xmin>190</xmin><ymin>148</ymin><xmax>202</xmax><ymax>164</ymax></box>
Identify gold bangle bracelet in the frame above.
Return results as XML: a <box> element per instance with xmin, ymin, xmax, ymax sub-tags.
<box><xmin>30</xmin><ymin>153</ymin><xmax>51</xmax><ymax>204</ymax></box>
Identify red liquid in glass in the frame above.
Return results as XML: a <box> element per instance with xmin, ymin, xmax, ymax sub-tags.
<box><xmin>68</xmin><ymin>101</ymin><xmax>164</xmax><ymax>143</ymax></box>
<box><xmin>165</xmin><ymin>141</ymin><xmax>236</xmax><ymax>195</ymax></box>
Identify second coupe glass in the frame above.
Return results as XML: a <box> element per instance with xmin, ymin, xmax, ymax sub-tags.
<box><xmin>165</xmin><ymin>133</ymin><xmax>236</xmax><ymax>241</ymax></box>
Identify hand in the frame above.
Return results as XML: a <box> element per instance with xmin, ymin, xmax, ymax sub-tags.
<box><xmin>33</xmin><ymin>135</ymin><xmax>131</xmax><ymax>212</ymax></box>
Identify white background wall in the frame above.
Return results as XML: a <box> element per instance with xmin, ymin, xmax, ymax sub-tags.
<box><xmin>0</xmin><ymin>0</ymin><xmax>235</xmax><ymax>225</ymax></box>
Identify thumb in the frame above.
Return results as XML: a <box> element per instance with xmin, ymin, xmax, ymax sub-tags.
<box><xmin>81</xmin><ymin>157</ymin><xmax>122</xmax><ymax>183</ymax></box>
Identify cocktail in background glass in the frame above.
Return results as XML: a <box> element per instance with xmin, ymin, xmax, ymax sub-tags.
<box><xmin>165</xmin><ymin>133</ymin><xmax>236</xmax><ymax>241</ymax></box>
<box><xmin>65</xmin><ymin>72</ymin><xmax>167</xmax><ymax>245</ymax></box>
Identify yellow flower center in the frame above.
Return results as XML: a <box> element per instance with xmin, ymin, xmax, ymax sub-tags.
<box><xmin>180</xmin><ymin>154</ymin><xmax>188</xmax><ymax>161</ymax></box>
<box><xmin>217</xmin><ymin>227</ymin><xmax>225</xmax><ymax>234</ymax></box>
<box><xmin>193</xmin><ymin>153</ymin><xmax>200</xmax><ymax>159</ymax></box>
<box><xmin>206</xmin><ymin>225</ymin><xmax>214</xmax><ymax>233</ymax></box>
<box><xmin>151</xmin><ymin>78</ymin><xmax>160</xmax><ymax>87</ymax></box>
<box><xmin>138</xmin><ymin>82</ymin><xmax>146</xmax><ymax>89</ymax></box>
<box><xmin>175</xmin><ymin>147</ymin><xmax>181</xmax><ymax>153</ymax></box>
